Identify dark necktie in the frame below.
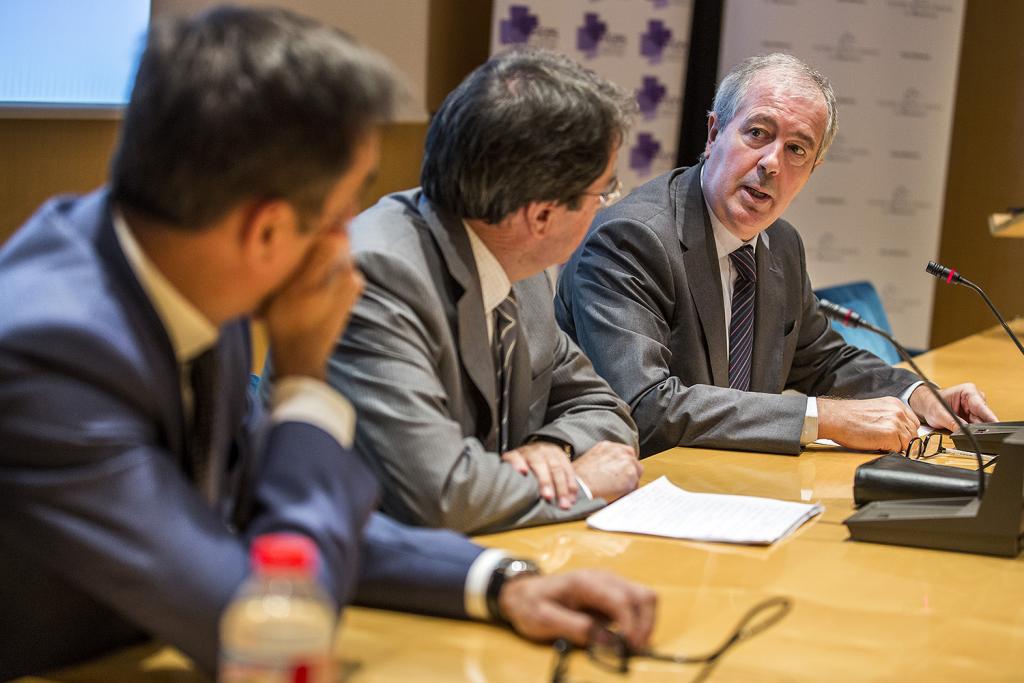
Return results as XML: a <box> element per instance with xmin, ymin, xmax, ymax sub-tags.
<box><xmin>188</xmin><ymin>347</ymin><xmax>219</xmax><ymax>502</ymax></box>
<box><xmin>493</xmin><ymin>295</ymin><xmax>519</xmax><ymax>454</ymax></box>
<box><xmin>728</xmin><ymin>244</ymin><xmax>756</xmax><ymax>391</ymax></box>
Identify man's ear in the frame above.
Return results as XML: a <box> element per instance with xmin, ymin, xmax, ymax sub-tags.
<box><xmin>704</xmin><ymin>112</ymin><xmax>720</xmax><ymax>158</ymax></box>
<box><xmin>522</xmin><ymin>200</ymin><xmax>559</xmax><ymax>238</ymax></box>
<box><xmin>238</xmin><ymin>198</ymin><xmax>300</xmax><ymax>266</ymax></box>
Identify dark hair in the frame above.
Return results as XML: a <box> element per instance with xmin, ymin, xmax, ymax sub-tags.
<box><xmin>110</xmin><ymin>6</ymin><xmax>396</xmax><ymax>228</ymax></box>
<box><xmin>421</xmin><ymin>49</ymin><xmax>636</xmax><ymax>223</ymax></box>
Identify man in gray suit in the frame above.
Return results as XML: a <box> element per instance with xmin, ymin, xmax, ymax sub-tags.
<box><xmin>556</xmin><ymin>53</ymin><xmax>996</xmax><ymax>457</ymax></box>
<box><xmin>327</xmin><ymin>50</ymin><xmax>642</xmax><ymax>534</ymax></box>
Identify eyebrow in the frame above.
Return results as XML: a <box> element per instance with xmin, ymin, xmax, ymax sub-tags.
<box><xmin>745</xmin><ymin>113</ymin><xmax>819</xmax><ymax>151</ymax></box>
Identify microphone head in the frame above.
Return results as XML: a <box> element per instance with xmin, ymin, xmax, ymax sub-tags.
<box><xmin>818</xmin><ymin>298</ymin><xmax>862</xmax><ymax>326</ymax></box>
<box><xmin>926</xmin><ymin>260</ymin><xmax>962</xmax><ymax>285</ymax></box>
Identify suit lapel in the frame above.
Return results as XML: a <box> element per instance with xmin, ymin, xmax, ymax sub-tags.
<box><xmin>418</xmin><ymin>196</ymin><xmax>498</xmax><ymax>448</ymax></box>
<box><xmin>676</xmin><ymin>165</ymin><xmax>729</xmax><ymax>387</ymax></box>
<box><xmin>94</xmin><ymin>198</ymin><xmax>188</xmax><ymax>459</ymax></box>
<box><xmin>506</xmin><ymin>282</ymin><xmax>533</xmax><ymax>449</ymax></box>
<box><xmin>751</xmin><ymin>233</ymin><xmax>786</xmax><ymax>392</ymax></box>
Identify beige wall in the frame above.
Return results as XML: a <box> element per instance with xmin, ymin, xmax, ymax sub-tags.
<box><xmin>0</xmin><ymin>118</ymin><xmax>119</xmax><ymax>243</ymax></box>
<box><xmin>930</xmin><ymin>1</ymin><xmax>1024</xmax><ymax>347</ymax></box>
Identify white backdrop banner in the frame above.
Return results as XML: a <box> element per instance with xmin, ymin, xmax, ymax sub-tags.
<box><xmin>491</xmin><ymin>0</ymin><xmax>694</xmax><ymax>193</ymax></box>
<box><xmin>718</xmin><ymin>0</ymin><xmax>965</xmax><ymax>349</ymax></box>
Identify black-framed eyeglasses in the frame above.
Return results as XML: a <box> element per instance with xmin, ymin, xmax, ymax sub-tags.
<box><xmin>549</xmin><ymin>596</ymin><xmax>792</xmax><ymax>683</ymax></box>
<box><xmin>903</xmin><ymin>430</ymin><xmax>999</xmax><ymax>470</ymax></box>
<box><xmin>582</xmin><ymin>177</ymin><xmax>623</xmax><ymax>208</ymax></box>
<box><xmin>903</xmin><ymin>432</ymin><xmax>946</xmax><ymax>460</ymax></box>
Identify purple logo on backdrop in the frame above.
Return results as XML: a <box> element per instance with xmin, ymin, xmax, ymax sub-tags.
<box><xmin>636</xmin><ymin>76</ymin><xmax>667</xmax><ymax>119</ymax></box>
<box><xmin>640</xmin><ymin>20</ymin><xmax>672</xmax><ymax>63</ymax></box>
<box><xmin>648</xmin><ymin>0</ymin><xmax>670</xmax><ymax>7</ymax></box>
<box><xmin>576</xmin><ymin>13</ymin><xmax>608</xmax><ymax>58</ymax></box>
<box><xmin>499</xmin><ymin>5</ymin><xmax>539</xmax><ymax>45</ymax></box>
<box><xmin>630</xmin><ymin>133</ymin><xmax>662</xmax><ymax>175</ymax></box>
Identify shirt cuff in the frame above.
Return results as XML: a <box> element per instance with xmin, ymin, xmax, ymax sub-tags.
<box><xmin>575</xmin><ymin>475</ymin><xmax>593</xmax><ymax>501</ymax></box>
<box><xmin>271</xmin><ymin>376</ymin><xmax>355</xmax><ymax>448</ymax></box>
<box><xmin>800</xmin><ymin>396</ymin><xmax>819</xmax><ymax>445</ymax></box>
<box><xmin>464</xmin><ymin>548</ymin><xmax>510</xmax><ymax>620</ymax></box>
<box><xmin>901</xmin><ymin>381</ymin><xmax>925</xmax><ymax>405</ymax></box>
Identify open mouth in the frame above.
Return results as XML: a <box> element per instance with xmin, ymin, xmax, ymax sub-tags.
<box><xmin>743</xmin><ymin>185</ymin><xmax>771</xmax><ymax>201</ymax></box>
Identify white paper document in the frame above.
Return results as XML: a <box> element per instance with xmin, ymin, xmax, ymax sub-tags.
<box><xmin>586</xmin><ymin>476</ymin><xmax>823</xmax><ymax>545</ymax></box>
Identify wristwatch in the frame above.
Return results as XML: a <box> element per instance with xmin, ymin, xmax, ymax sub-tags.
<box><xmin>486</xmin><ymin>557</ymin><xmax>541</xmax><ymax>625</ymax></box>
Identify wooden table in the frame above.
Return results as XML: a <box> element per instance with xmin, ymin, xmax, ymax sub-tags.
<box><xmin>22</xmin><ymin>323</ymin><xmax>1024</xmax><ymax>682</ymax></box>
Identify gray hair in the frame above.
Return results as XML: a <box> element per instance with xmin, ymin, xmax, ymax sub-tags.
<box><xmin>708</xmin><ymin>53</ymin><xmax>837</xmax><ymax>163</ymax></box>
<box><xmin>421</xmin><ymin>48</ymin><xmax>637</xmax><ymax>223</ymax></box>
<box><xmin>111</xmin><ymin>6</ymin><xmax>396</xmax><ymax>228</ymax></box>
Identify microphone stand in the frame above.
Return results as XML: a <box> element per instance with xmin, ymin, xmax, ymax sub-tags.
<box><xmin>818</xmin><ymin>298</ymin><xmax>1024</xmax><ymax>557</ymax></box>
<box><xmin>925</xmin><ymin>261</ymin><xmax>1024</xmax><ymax>454</ymax></box>
<box><xmin>926</xmin><ymin>260</ymin><xmax>1024</xmax><ymax>357</ymax></box>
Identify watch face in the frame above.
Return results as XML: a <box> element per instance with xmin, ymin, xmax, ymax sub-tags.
<box><xmin>504</xmin><ymin>559</ymin><xmax>540</xmax><ymax>578</ymax></box>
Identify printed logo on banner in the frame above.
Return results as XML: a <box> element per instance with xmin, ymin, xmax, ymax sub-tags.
<box><xmin>647</xmin><ymin>0</ymin><xmax>690</xmax><ymax>9</ymax></box>
<box><xmin>899</xmin><ymin>50</ymin><xmax>932</xmax><ymax>61</ymax></box>
<box><xmin>887</xmin><ymin>0</ymin><xmax>955</xmax><ymax>19</ymax></box>
<box><xmin>890</xmin><ymin>149</ymin><xmax>922</xmax><ymax>160</ymax></box>
<box><xmin>878</xmin><ymin>87</ymin><xmax>941</xmax><ymax>118</ymax></box>
<box><xmin>639</xmin><ymin>19</ymin><xmax>687</xmax><ymax>64</ymax></box>
<box><xmin>498</xmin><ymin>5</ymin><xmax>558</xmax><ymax>49</ymax></box>
<box><xmin>824</xmin><ymin>133</ymin><xmax>869</xmax><ymax>164</ymax></box>
<box><xmin>576</xmin><ymin>13</ymin><xmax>627</xmax><ymax>59</ymax></box>
<box><xmin>636</xmin><ymin>75</ymin><xmax>681</xmax><ymax>120</ymax></box>
<box><xmin>868</xmin><ymin>186</ymin><xmax>931</xmax><ymax>216</ymax></box>
<box><xmin>760</xmin><ymin>39</ymin><xmax>795</xmax><ymax>52</ymax></box>
<box><xmin>811</xmin><ymin>232</ymin><xmax>862</xmax><ymax>263</ymax></box>
<box><xmin>815</xmin><ymin>195</ymin><xmax>848</xmax><ymax>207</ymax></box>
<box><xmin>879</xmin><ymin>284</ymin><xmax>918</xmax><ymax>319</ymax></box>
<box><xmin>629</xmin><ymin>132</ymin><xmax>674</xmax><ymax>177</ymax></box>
<box><xmin>813</xmin><ymin>32</ymin><xmax>879</xmax><ymax>62</ymax></box>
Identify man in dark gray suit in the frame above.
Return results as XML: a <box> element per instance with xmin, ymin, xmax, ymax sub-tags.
<box><xmin>556</xmin><ymin>53</ymin><xmax>996</xmax><ymax>457</ymax></box>
<box><xmin>327</xmin><ymin>50</ymin><xmax>643</xmax><ymax>533</ymax></box>
<box><xmin>0</xmin><ymin>10</ymin><xmax>655</xmax><ymax>678</ymax></box>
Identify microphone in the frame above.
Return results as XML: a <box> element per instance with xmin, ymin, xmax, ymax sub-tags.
<box><xmin>926</xmin><ymin>260</ymin><xmax>1024</xmax><ymax>357</ymax></box>
<box><xmin>819</xmin><ymin>298</ymin><xmax>1024</xmax><ymax>557</ymax></box>
<box><xmin>818</xmin><ymin>298</ymin><xmax>986</xmax><ymax>495</ymax></box>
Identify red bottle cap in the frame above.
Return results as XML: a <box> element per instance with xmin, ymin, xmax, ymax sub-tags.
<box><xmin>251</xmin><ymin>534</ymin><xmax>318</xmax><ymax>575</ymax></box>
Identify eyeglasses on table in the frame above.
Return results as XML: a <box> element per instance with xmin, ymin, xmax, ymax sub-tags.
<box><xmin>549</xmin><ymin>596</ymin><xmax>792</xmax><ymax>683</ymax></box>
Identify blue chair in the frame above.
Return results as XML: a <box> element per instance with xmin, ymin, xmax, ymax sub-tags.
<box><xmin>813</xmin><ymin>281</ymin><xmax>904</xmax><ymax>365</ymax></box>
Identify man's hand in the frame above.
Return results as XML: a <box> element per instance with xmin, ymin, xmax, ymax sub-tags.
<box><xmin>498</xmin><ymin>569</ymin><xmax>657</xmax><ymax>653</ymax></box>
<box><xmin>502</xmin><ymin>442</ymin><xmax>578</xmax><ymax>509</ymax></box>
<box><xmin>572</xmin><ymin>441</ymin><xmax>642</xmax><ymax>502</ymax></box>
<box><xmin>908</xmin><ymin>382</ymin><xmax>998</xmax><ymax>431</ymax></box>
<box><xmin>262</xmin><ymin>231</ymin><xmax>363</xmax><ymax>380</ymax></box>
<box><xmin>817</xmin><ymin>396</ymin><xmax>920</xmax><ymax>452</ymax></box>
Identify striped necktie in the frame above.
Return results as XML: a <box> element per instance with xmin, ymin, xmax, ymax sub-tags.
<box><xmin>728</xmin><ymin>244</ymin><xmax>756</xmax><ymax>391</ymax></box>
<box><xmin>493</xmin><ymin>295</ymin><xmax>518</xmax><ymax>453</ymax></box>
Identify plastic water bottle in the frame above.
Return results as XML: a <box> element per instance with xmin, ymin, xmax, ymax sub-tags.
<box><xmin>219</xmin><ymin>534</ymin><xmax>336</xmax><ymax>683</ymax></box>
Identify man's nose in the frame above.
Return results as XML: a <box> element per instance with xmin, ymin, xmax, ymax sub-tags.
<box><xmin>758</xmin><ymin>142</ymin><xmax>782</xmax><ymax>177</ymax></box>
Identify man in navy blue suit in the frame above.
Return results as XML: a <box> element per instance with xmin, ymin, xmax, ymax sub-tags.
<box><xmin>0</xmin><ymin>7</ymin><xmax>655</xmax><ymax>678</ymax></box>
